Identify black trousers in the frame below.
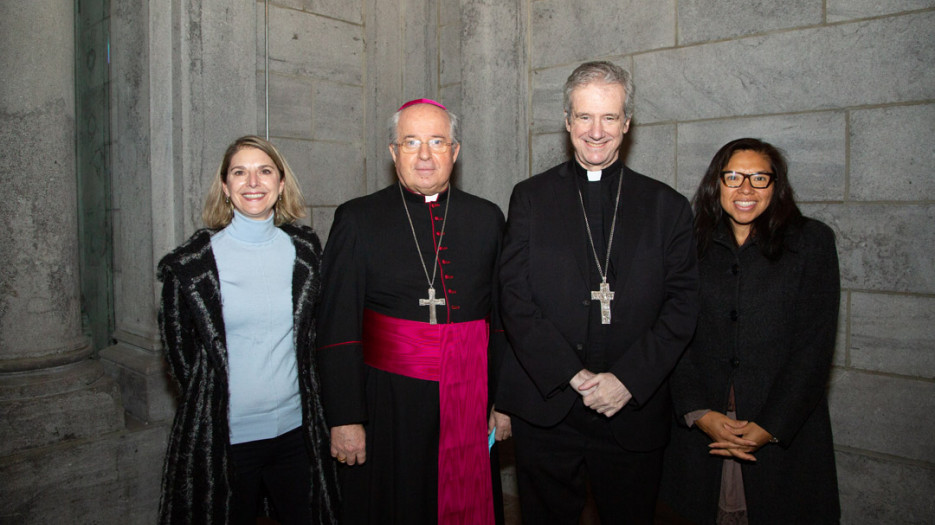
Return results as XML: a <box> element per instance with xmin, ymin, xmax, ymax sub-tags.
<box><xmin>512</xmin><ymin>399</ymin><xmax>664</xmax><ymax>525</ymax></box>
<box><xmin>230</xmin><ymin>427</ymin><xmax>312</xmax><ymax>525</ymax></box>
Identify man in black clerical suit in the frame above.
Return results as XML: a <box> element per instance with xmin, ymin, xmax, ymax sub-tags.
<box><xmin>317</xmin><ymin>98</ymin><xmax>511</xmax><ymax>524</ymax></box>
<box><xmin>498</xmin><ymin>61</ymin><xmax>699</xmax><ymax>524</ymax></box>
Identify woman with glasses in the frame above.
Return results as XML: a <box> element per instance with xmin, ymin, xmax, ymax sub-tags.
<box><xmin>157</xmin><ymin>136</ymin><xmax>339</xmax><ymax>524</ymax></box>
<box><xmin>661</xmin><ymin>138</ymin><xmax>841</xmax><ymax>524</ymax></box>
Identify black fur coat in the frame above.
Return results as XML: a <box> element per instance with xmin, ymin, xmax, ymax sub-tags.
<box><xmin>156</xmin><ymin>224</ymin><xmax>339</xmax><ymax>524</ymax></box>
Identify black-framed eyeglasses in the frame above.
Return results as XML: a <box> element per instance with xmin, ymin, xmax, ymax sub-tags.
<box><xmin>394</xmin><ymin>138</ymin><xmax>454</xmax><ymax>153</ymax></box>
<box><xmin>720</xmin><ymin>171</ymin><xmax>774</xmax><ymax>188</ymax></box>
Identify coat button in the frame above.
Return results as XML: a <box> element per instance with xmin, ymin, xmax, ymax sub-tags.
<box><xmin>730</xmin><ymin>310</ymin><xmax>738</xmax><ymax>321</ymax></box>
<box><xmin>731</xmin><ymin>264</ymin><xmax>739</xmax><ymax>275</ymax></box>
<box><xmin>582</xmin><ymin>299</ymin><xmax>590</xmax><ymax>306</ymax></box>
<box><xmin>731</xmin><ymin>358</ymin><xmax>740</xmax><ymax>368</ymax></box>
<box><xmin>575</xmin><ymin>343</ymin><xmax>584</xmax><ymax>351</ymax></box>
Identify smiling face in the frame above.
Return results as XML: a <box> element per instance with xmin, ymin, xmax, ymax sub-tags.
<box><xmin>565</xmin><ymin>81</ymin><xmax>631</xmax><ymax>171</ymax></box>
<box><xmin>222</xmin><ymin>146</ymin><xmax>284</xmax><ymax>221</ymax></box>
<box><xmin>720</xmin><ymin>149</ymin><xmax>775</xmax><ymax>245</ymax></box>
<box><xmin>389</xmin><ymin>103</ymin><xmax>460</xmax><ymax>196</ymax></box>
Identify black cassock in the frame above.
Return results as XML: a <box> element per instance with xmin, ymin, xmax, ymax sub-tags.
<box><xmin>317</xmin><ymin>183</ymin><xmax>507</xmax><ymax>524</ymax></box>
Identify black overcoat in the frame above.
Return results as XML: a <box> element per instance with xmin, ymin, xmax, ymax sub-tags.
<box><xmin>661</xmin><ymin>218</ymin><xmax>841</xmax><ymax>524</ymax></box>
<box><xmin>156</xmin><ymin>224</ymin><xmax>339</xmax><ymax>524</ymax></box>
<box><xmin>498</xmin><ymin>161</ymin><xmax>700</xmax><ymax>451</ymax></box>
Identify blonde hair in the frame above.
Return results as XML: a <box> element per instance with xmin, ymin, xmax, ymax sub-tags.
<box><xmin>202</xmin><ymin>135</ymin><xmax>307</xmax><ymax>228</ymax></box>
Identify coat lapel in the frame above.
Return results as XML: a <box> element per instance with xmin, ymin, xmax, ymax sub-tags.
<box><xmin>552</xmin><ymin>162</ymin><xmax>591</xmax><ymax>287</ymax></box>
<box><xmin>608</xmin><ymin>167</ymin><xmax>648</xmax><ymax>288</ymax></box>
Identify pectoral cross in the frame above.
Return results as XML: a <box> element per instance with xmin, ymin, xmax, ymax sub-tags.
<box><xmin>591</xmin><ymin>281</ymin><xmax>614</xmax><ymax>324</ymax></box>
<box><xmin>419</xmin><ymin>286</ymin><xmax>446</xmax><ymax>325</ymax></box>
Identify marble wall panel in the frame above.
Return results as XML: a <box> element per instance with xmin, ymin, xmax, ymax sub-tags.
<box><xmin>530</xmin><ymin>132</ymin><xmax>570</xmax><ymax>177</ymax></box>
<box><xmin>636</xmin><ymin>12</ymin><xmax>935</xmax><ymax>123</ymax></box>
<box><xmin>624</xmin><ymin>122</ymin><xmax>677</xmax><ymax>189</ymax></box>
<box><xmin>259</xmin><ymin>5</ymin><xmax>363</xmax><ymax>85</ymax></box>
<box><xmin>828</xmin><ymin>370</ymin><xmax>935</xmax><ymax>463</ymax></box>
<box><xmin>678</xmin><ymin>0</ymin><xmax>822</xmax><ymax>45</ymax></box>
<box><xmin>530</xmin><ymin>0</ymin><xmax>674</xmax><ymax>69</ymax></box>
<box><xmin>849</xmin><ymin>103</ymin><xmax>935</xmax><ymax>201</ymax></box>
<box><xmin>676</xmin><ymin>112</ymin><xmax>846</xmax><ymax>200</ymax></box>
<box><xmin>827</xmin><ymin>0</ymin><xmax>935</xmax><ymax>23</ymax></box>
<box><xmin>801</xmin><ymin>203</ymin><xmax>935</xmax><ymax>294</ymax></box>
<box><xmin>849</xmin><ymin>292</ymin><xmax>935</xmax><ymax>379</ymax></box>
<box><xmin>835</xmin><ymin>449</ymin><xmax>935</xmax><ymax>524</ymax></box>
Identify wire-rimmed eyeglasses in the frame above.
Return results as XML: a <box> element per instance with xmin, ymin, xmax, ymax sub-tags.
<box><xmin>394</xmin><ymin>138</ymin><xmax>455</xmax><ymax>153</ymax></box>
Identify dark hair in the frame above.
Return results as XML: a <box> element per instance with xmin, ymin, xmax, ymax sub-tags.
<box><xmin>692</xmin><ymin>137</ymin><xmax>803</xmax><ymax>260</ymax></box>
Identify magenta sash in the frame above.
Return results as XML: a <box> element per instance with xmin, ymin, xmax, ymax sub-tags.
<box><xmin>362</xmin><ymin>309</ymin><xmax>495</xmax><ymax>525</ymax></box>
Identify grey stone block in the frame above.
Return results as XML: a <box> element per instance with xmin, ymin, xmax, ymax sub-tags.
<box><xmin>636</xmin><ymin>12</ymin><xmax>935</xmax><ymax>123</ymax></box>
<box><xmin>311</xmin><ymin>81</ymin><xmax>364</xmax><ymax>142</ymax></box>
<box><xmin>835</xmin><ymin>448</ymin><xmax>935</xmax><ymax>524</ymax></box>
<box><xmin>0</xmin><ymin>422</ymin><xmax>168</xmax><ymax>524</ymax></box>
<box><xmin>440</xmin><ymin>21</ymin><xmax>462</xmax><ymax>87</ymax></box>
<box><xmin>0</xmin><ymin>360</ymin><xmax>124</xmax><ymax>456</ymax></box>
<box><xmin>802</xmin><ymin>203</ymin><xmax>935</xmax><ymax>294</ymax></box>
<box><xmin>439</xmin><ymin>82</ymin><xmax>462</xmax><ymax>119</ymax></box>
<box><xmin>849</xmin><ymin>292</ymin><xmax>935</xmax><ymax>379</ymax></box>
<box><xmin>849</xmin><ymin>103</ymin><xmax>935</xmax><ymax>201</ymax></box>
<box><xmin>276</xmin><ymin>138</ymin><xmax>366</xmax><ymax>207</ymax></box>
<box><xmin>676</xmin><ymin>112</ymin><xmax>846</xmax><ymax>200</ymax></box>
<box><xmin>625</xmin><ymin>122</ymin><xmax>676</xmax><ymax>189</ymax></box>
<box><xmin>312</xmin><ymin>206</ymin><xmax>337</xmax><ymax>244</ymax></box>
<box><xmin>531</xmin><ymin>66</ymin><xmax>570</xmax><ymax>135</ymax></box>
<box><xmin>259</xmin><ymin>4</ymin><xmax>363</xmax><ymax>85</ymax></box>
<box><xmin>828</xmin><ymin>370</ymin><xmax>935</xmax><ymax>463</ymax></box>
<box><xmin>828</xmin><ymin>0</ymin><xmax>935</xmax><ymax>23</ymax></box>
<box><xmin>440</xmin><ymin>0</ymin><xmax>461</xmax><ymax>25</ymax></box>
<box><xmin>274</xmin><ymin>0</ymin><xmax>363</xmax><ymax>24</ymax></box>
<box><xmin>530</xmin><ymin>0</ymin><xmax>675</xmax><ymax>69</ymax></box>
<box><xmin>834</xmin><ymin>293</ymin><xmax>848</xmax><ymax>368</ymax></box>
<box><xmin>261</xmin><ymin>73</ymin><xmax>314</xmax><ymax>139</ymax></box>
<box><xmin>678</xmin><ymin>0</ymin><xmax>822</xmax><ymax>45</ymax></box>
<box><xmin>99</xmin><ymin>342</ymin><xmax>177</xmax><ymax>424</ymax></box>
<box><xmin>530</xmin><ymin>132</ymin><xmax>570</xmax><ymax>177</ymax></box>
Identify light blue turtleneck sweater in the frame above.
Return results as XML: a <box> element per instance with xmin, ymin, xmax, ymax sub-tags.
<box><xmin>211</xmin><ymin>210</ymin><xmax>300</xmax><ymax>444</ymax></box>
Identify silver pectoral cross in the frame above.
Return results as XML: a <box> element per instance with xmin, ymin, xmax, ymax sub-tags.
<box><xmin>591</xmin><ymin>281</ymin><xmax>615</xmax><ymax>324</ymax></box>
<box><xmin>419</xmin><ymin>286</ymin><xmax>446</xmax><ymax>325</ymax></box>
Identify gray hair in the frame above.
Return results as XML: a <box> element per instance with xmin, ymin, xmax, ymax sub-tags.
<box><xmin>562</xmin><ymin>61</ymin><xmax>634</xmax><ymax>123</ymax></box>
<box><xmin>387</xmin><ymin>104</ymin><xmax>460</xmax><ymax>145</ymax></box>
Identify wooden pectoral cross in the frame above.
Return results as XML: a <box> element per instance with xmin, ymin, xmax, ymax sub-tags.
<box><xmin>591</xmin><ymin>281</ymin><xmax>614</xmax><ymax>324</ymax></box>
<box><xmin>419</xmin><ymin>286</ymin><xmax>446</xmax><ymax>325</ymax></box>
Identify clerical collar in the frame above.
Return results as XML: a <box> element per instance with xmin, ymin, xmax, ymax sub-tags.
<box><xmin>227</xmin><ymin>209</ymin><xmax>277</xmax><ymax>244</ymax></box>
<box><xmin>399</xmin><ymin>184</ymin><xmax>450</xmax><ymax>204</ymax></box>
<box><xmin>573</xmin><ymin>159</ymin><xmax>622</xmax><ymax>182</ymax></box>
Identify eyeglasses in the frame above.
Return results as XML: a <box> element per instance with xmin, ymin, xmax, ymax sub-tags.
<box><xmin>720</xmin><ymin>171</ymin><xmax>774</xmax><ymax>189</ymax></box>
<box><xmin>394</xmin><ymin>138</ymin><xmax>454</xmax><ymax>153</ymax></box>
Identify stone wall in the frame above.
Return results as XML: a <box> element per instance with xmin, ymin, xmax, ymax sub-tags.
<box><xmin>3</xmin><ymin>0</ymin><xmax>932</xmax><ymax>522</ymax></box>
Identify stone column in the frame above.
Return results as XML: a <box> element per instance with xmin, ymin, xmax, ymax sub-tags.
<box><xmin>459</xmin><ymin>0</ymin><xmax>529</xmax><ymax>212</ymax></box>
<box><xmin>0</xmin><ymin>0</ymin><xmax>123</xmax><ymax>455</ymax></box>
<box><xmin>99</xmin><ymin>0</ymin><xmax>259</xmax><ymax>424</ymax></box>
